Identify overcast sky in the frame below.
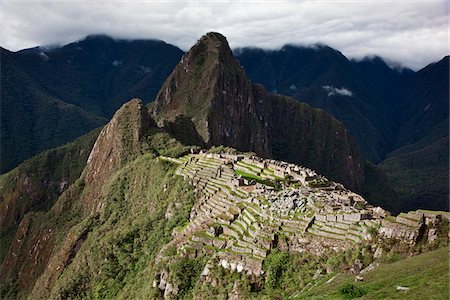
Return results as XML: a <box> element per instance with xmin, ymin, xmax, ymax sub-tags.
<box><xmin>1</xmin><ymin>1</ymin><xmax>448</xmax><ymax>70</ymax></box>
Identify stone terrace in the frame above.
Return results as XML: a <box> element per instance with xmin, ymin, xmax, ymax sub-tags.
<box><xmin>159</xmin><ymin>151</ymin><xmax>440</xmax><ymax>275</ymax></box>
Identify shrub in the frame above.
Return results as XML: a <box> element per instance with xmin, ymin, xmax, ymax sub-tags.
<box><xmin>338</xmin><ymin>283</ymin><xmax>366</xmax><ymax>299</ymax></box>
<box><xmin>263</xmin><ymin>249</ymin><xmax>289</xmax><ymax>290</ymax></box>
<box><xmin>169</xmin><ymin>256</ymin><xmax>206</xmax><ymax>299</ymax></box>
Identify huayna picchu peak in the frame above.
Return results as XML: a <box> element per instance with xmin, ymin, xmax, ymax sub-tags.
<box><xmin>152</xmin><ymin>32</ymin><xmax>364</xmax><ymax>191</ymax></box>
<box><xmin>0</xmin><ymin>31</ymin><xmax>448</xmax><ymax>299</ymax></box>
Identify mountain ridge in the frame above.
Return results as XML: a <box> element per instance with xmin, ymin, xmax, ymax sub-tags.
<box><xmin>152</xmin><ymin>32</ymin><xmax>364</xmax><ymax>190</ymax></box>
<box><xmin>2</xmin><ymin>33</ymin><xmax>447</xmax><ymax>211</ymax></box>
<box><xmin>1</xmin><ymin>36</ymin><xmax>183</xmax><ymax>173</ymax></box>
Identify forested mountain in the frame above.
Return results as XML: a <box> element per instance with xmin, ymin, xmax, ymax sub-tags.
<box><xmin>1</xmin><ymin>35</ymin><xmax>183</xmax><ymax>173</ymax></box>
<box><xmin>1</xmin><ymin>35</ymin><xmax>447</xmax><ymax>211</ymax></box>
<box><xmin>236</xmin><ymin>48</ymin><xmax>448</xmax><ymax>211</ymax></box>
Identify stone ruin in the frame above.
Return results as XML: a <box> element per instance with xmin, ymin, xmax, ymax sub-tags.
<box><xmin>154</xmin><ymin>151</ymin><xmax>450</xmax><ymax>295</ymax></box>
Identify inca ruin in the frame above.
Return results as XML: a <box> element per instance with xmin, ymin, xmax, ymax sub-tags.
<box><xmin>155</xmin><ymin>150</ymin><xmax>449</xmax><ymax>295</ymax></box>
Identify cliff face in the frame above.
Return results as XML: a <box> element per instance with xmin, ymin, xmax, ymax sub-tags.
<box><xmin>82</xmin><ymin>99</ymin><xmax>153</xmax><ymax>212</ymax></box>
<box><xmin>255</xmin><ymin>87</ymin><xmax>364</xmax><ymax>190</ymax></box>
<box><xmin>152</xmin><ymin>32</ymin><xmax>364</xmax><ymax>190</ymax></box>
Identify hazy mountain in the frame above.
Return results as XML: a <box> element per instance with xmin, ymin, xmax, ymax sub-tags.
<box><xmin>1</xmin><ymin>48</ymin><xmax>106</xmax><ymax>173</ymax></box>
<box><xmin>235</xmin><ymin>46</ymin><xmax>448</xmax><ymax>211</ymax></box>
<box><xmin>380</xmin><ymin>57</ymin><xmax>449</xmax><ymax>211</ymax></box>
<box><xmin>0</xmin><ymin>35</ymin><xmax>183</xmax><ymax>173</ymax></box>
<box><xmin>235</xmin><ymin>46</ymin><xmax>414</xmax><ymax>163</ymax></box>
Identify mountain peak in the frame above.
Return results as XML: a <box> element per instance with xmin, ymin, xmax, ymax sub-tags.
<box><xmin>152</xmin><ymin>31</ymin><xmax>252</xmax><ymax>145</ymax></box>
<box><xmin>189</xmin><ymin>31</ymin><xmax>235</xmax><ymax>64</ymax></box>
<box><xmin>201</xmin><ymin>31</ymin><xmax>228</xmax><ymax>43</ymax></box>
<box><xmin>152</xmin><ymin>33</ymin><xmax>364</xmax><ymax>190</ymax></box>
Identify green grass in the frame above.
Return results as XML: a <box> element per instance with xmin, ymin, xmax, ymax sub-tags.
<box><xmin>234</xmin><ymin>169</ymin><xmax>281</xmax><ymax>189</ymax></box>
<box><xmin>47</xmin><ymin>155</ymin><xmax>197</xmax><ymax>300</ymax></box>
<box><xmin>295</xmin><ymin>247</ymin><xmax>449</xmax><ymax>299</ymax></box>
<box><xmin>235</xmin><ymin>169</ymin><xmax>262</xmax><ymax>181</ymax></box>
<box><xmin>418</xmin><ymin>209</ymin><xmax>450</xmax><ymax>216</ymax></box>
<box><xmin>236</xmin><ymin>161</ymin><xmax>262</xmax><ymax>173</ymax></box>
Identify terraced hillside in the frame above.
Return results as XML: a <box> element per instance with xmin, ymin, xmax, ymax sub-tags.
<box><xmin>154</xmin><ymin>150</ymin><xmax>449</xmax><ymax>298</ymax></box>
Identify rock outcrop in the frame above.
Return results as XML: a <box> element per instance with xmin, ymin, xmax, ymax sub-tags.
<box><xmin>83</xmin><ymin>98</ymin><xmax>153</xmax><ymax>212</ymax></box>
<box><xmin>0</xmin><ymin>99</ymin><xmax>155</xmax><ymax>298</ymax></box>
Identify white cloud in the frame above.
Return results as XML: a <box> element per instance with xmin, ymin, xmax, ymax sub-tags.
<box><xmin>323</xmin><ymin>86</ymin><xmax>354</xmax><ymax>97</ymax></box>
<box><xmin>0</xmin><ymin>1</ymin><xmax>448</xmax><ymax>70</ymax></box>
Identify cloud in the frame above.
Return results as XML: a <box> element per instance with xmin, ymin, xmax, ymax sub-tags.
<box><xmin>322</xmin><ymin>86</ymin><xmax>354</xmax><ymax>97</ymax></box>
<box><xmin>0</xmin><ymin>1</ymin><xmax>448</xmax><ymax>70</ymax></box>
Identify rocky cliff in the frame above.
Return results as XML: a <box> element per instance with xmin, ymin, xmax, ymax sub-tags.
<box><xmin>152</xmin><ymin>33</ymin><xmax>364</xmax><ymax>190</ymax></box>
<box><xmin>82</xmin><ymin>98</ymin><xmax>153</xmax><ymax>212</ymax></box>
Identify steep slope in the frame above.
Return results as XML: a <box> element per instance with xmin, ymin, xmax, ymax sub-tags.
<box><xmin>351</xmin><ymin>56</ymin><xmax>414</xmax><ymax>106</ymax></box>
<box><xmin>81</xmin><ymin>99</ymin><xmax>154</xmax><ymax>207</ymax></box>
<box><xmin>0</xmin><ymin>48</ymin><xmax>106</xmax><ymax>173</ymax></box>
<box><xmin>393</xmin><ymin>56</ymin><xmax>449</xmax><ymax>150</ymax></box>
<box><xmin>380</xmin><ymin>57</ymin><xmax>449</xmax><ymax>211</ymax></box>
<box><xmin>0</xmin><ymin>99</ymin><xmax>193</xmax><ymax>298</ymax></box>
<box><xmin>236</xmin><ymin>47</ymin><xmax>406</xmax><ymax>163</ymax></box>
<box><xmin>152</xmin><ymin>33</ymin><xmax>364</xmax><ymax>191</ymax></box>
<box><xmin>1</xmin><ymin>36</ymin><xmax>183</xmax><ymax>173</ymax></box>
<box><xmin>12</xmin><ymin>35</ymin><xmax>184</xmax><ymax>117</ymax></box>
<box><xmin>0</xmin><ymin>129</ymin><xmax>100</xmax><ymax>262</ymax></box>
<box><xmin>298</xmin><ymin>247</ymin><xmax>449</xmax><ymax>299</ymax></box>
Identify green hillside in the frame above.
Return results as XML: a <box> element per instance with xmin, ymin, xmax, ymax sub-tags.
<box><xmin>1</xmin><ymin>48</ymin><xmax>106</xmax><ymax>173</ymax></box>
<box><xmin>1</xmin><ymin>36</ymin><xmax>183</xmax><ymax>173</ymax></box>
<box><xmin>296</xmin><ymin>246</ymin><xmax>449</xmax><ymax>299</ymax></box>
<box><xmin>0</xmin><ymin>128</ymin><xmax>101</xmax><ymax>262</ymax></box>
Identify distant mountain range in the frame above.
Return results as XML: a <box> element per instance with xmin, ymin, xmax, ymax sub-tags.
<box><xmin>1</xmin><ymin>34</ymin><xmax>447</xmax><ymax>212</ymax></box>
<box><xmin>1</xmin><ymin>35</ymin><xmax>183</xmax><ymax>173</ymax></box>
<box><xmin>0</xmin><ymin>33</ymin><xmax>448</xmax><ymax>299</ymax></box>
<box><xmin>235</xmin><ymin>47</ymin><xmax>449</xmax><ymax>212</ymax></box>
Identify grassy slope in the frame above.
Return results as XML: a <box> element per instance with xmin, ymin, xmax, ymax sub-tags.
<box><xmin>0</xmin><ymin>128</ymin><xmax>195</xmax><ymax>299</ymax></box>
<box><xmin>46</xmin><ymin>155</ymin><xmax>196</xmax><ymax>299</ymax></box>
<box><xmin>297</xmin><ymin>247</ymin><xmax>449</xmax><ymax>300</ymax></box>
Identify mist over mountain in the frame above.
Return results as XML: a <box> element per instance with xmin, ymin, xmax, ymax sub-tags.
<box><xmin>1</xmin><ymin>35</ymin><xmax>183</xmax><ymax>173</ymax></box>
